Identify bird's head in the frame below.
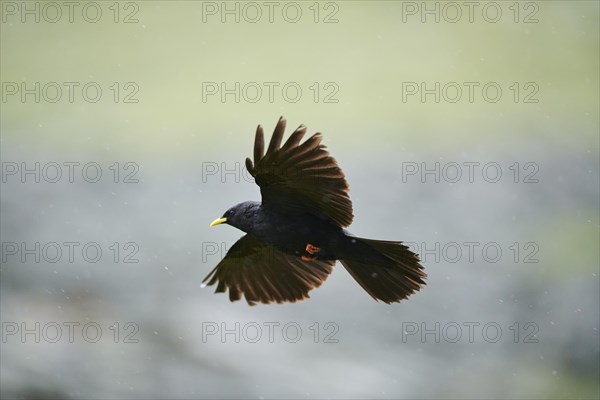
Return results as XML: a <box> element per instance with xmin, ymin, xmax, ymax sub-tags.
<box><xmin>209</xmin><ymin>201</ymin><xmax>259</xmax><ymax>232</ymax></box>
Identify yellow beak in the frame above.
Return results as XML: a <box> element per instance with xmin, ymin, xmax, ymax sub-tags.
<box><xmin>210</xmin><ymin>217</ymin><xmax>227</xmax><ymax>227</ymax></box>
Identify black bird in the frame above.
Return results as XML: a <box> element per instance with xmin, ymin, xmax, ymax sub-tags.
<box><xmin>203</xmin><ymin>117</ymin><xmax>426</xmax><ymax>305</ymax></box>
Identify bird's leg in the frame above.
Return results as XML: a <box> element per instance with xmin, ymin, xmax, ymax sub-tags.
<box><xmin>301</xmin><ymin>244</ymin><xmax>321</xmax><ymax>261</ymax></box>
<box><xmin>306</xmin><ymin>244</ymin><xmax>320</xmax><ymax>255</ymax></box>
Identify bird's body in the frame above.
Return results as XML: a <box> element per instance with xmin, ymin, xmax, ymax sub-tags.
<box><xmin>204</xmin><ymin>117</ymin><xmax>426</xmax><ymax>305</ymax></box>
<box><xmin>225</xmin><ymin>201</ymin><xmax>346</xmax><ymax>261</ymax></box>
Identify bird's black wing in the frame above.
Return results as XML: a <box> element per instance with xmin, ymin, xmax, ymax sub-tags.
<box><xmin>202</xmin><ymin>234</ymin><xmax>335</xmax><ymax>305</ymax></box>
<box><xmin>245</xmin><ymin>117</ymin><xmax>353</xmax><ymax>228</ymax></box>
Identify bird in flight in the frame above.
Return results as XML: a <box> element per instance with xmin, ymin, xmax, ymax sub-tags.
<box><xmin>204</xmin><ymin>117</ymin><xmax>426</xmax><ymax>305</ymax></box>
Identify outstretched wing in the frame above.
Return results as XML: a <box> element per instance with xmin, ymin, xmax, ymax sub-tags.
<box><xmin>202</xmin><ymin>234</ymin><xmax>335</xmax><ymax>305</ymax></box>
<box><xmin>245</xmin><ymin>117</ymin><xmax>353</xmax><ymax>228</ymax></box>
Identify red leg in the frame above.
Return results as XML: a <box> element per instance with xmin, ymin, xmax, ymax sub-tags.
<box><xmin>301</xmin><ymin>243</ymin><xmax>321</xmax><ymax>261</ymax></box>
<box><xmin>306</xmin><ymin>243</ymin><xmax>320</xmax><ymax>255</ymax></box>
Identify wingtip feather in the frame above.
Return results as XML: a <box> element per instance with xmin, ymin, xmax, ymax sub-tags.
<box><xmin>245</xmin><ymin>157</ymin><xmax>255</xmax><ymax>175</ymax></box>
<box><xmin>254</xmin><ymin>125</ymin><xmax>264</xmax><ymax>164</ymax></box>
<box><xmin>267</xmin><ymin>117</ymin><xmax>286</xmax><ymax>154</ymax></box>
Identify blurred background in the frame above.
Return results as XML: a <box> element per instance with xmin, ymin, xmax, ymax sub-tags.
<box><xmin>1</xmin><ymin>1</ymin><xmax>598</xmax><ymax>399</ymax></box>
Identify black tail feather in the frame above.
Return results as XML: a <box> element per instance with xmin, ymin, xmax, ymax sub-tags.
<box><xmin>340</xmin><ymin>237</ymin><xmax>426</xmax><ymax>303</ymax></box>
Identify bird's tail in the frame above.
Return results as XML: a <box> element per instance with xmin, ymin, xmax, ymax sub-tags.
<box><xmin>339</xmin><ymin>237</ymin><xmax>426</xmax><ymax>303</ymax></box>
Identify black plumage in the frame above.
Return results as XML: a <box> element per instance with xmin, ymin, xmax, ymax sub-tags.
<box><xmin>203</xmin><ymin>117</ymin><xmax>426</xmax><ymax>305</ymax></box>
